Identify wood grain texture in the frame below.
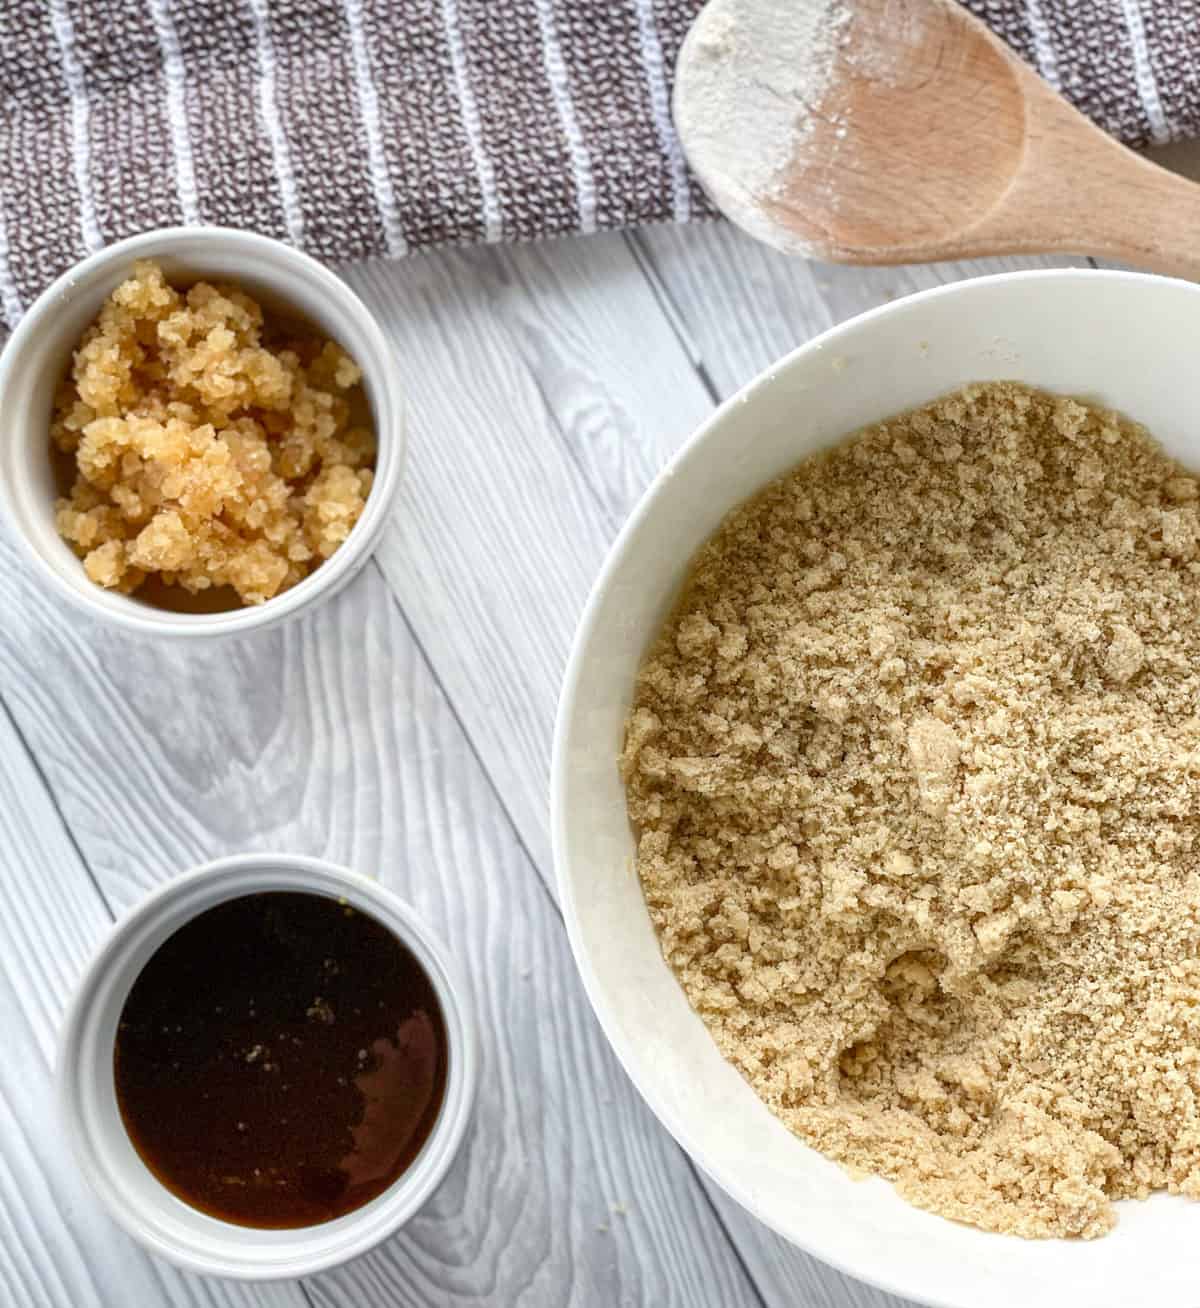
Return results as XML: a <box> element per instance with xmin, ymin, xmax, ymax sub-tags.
<box><xmin>0</xmin><ymin>697</ymin><xmax>308</xmax><ymax>1308</ymax></box>
<box><xmin>0</xmin><ymin>526</ymin><xmax>758</xmax><ymax>1308</ymax></box>
<box><xmin>457</xmin><ymin>237</ymin><xmax>711</xmax><ymax>525</ymax></box>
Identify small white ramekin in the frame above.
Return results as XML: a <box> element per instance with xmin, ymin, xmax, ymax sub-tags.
<box><xmin>0</xmin><ymin>227</ymin><xmax>404</xmax><ymax>638</ymax></box>
<box><xmin>57</xmin><ymin>854</ymin><xmax>476</xmax><ymax>1280</ymax></box>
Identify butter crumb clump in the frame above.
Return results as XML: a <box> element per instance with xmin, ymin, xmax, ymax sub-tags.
<box><xmin>623</xmin><ymin>382</ymin><xmax>1200</xmax><ymax>1239</ymax></box>
<box><xmin>53</xmin><ymin>260</ymin><xmax>374</xmax><ymax>606</ymax></box>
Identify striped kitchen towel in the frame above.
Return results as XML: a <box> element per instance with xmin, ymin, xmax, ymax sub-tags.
<box><xmin>0</xmin><ymin>0</ymin><xmax>1196</xmax><ymax>329</ymax></box>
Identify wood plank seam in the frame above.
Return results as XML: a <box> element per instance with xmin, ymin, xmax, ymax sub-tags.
<box><xmin>625</xmin><ymin>230</ymin><xmax>722</xmax><ymax>405</ymax></box>
<box><xmin>0</xmin><ymin>693</ymin><xmax>116</xmax><ymax>925</ymax></box>
<box><xmin>368</xmin><ymin>556</ymin><xmax>553</xmax><ymax>891</ymax></box>
<box><xmin>511</xmin><ymin>362</ymin><xmax>631</xmax><ymax>541</ymax></box>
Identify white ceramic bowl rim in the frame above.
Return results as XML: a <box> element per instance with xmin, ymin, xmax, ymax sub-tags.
<box><xmin>552</xmin><ymin>267</ymin><xmax>1200</xmax><ymax>1308</ymax></box>
<box><xmin>57</xmin><ymin>853</ymin><xmax>477</xmax><ymax>1280</ymax></box>
<box><xmin>0</xmin><ymin>226</ymin><xmax>404</xmax><ymax>638</ymax></box>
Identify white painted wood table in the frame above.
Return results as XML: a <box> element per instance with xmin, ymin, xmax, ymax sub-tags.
<box><xmin>0</xmin><ymin>219</ymin><xmax>1097</xmax><ymax>1308</ymax></box>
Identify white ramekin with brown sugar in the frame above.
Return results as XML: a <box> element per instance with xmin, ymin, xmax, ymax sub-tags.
<box><xmin>0</xmin><ymin>227</ymin><xmax>404</xmax><ymax>637</ymax></box>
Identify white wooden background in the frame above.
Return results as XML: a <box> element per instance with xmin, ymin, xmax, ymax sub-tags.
<box><xmin>0</xmin><ymin>199</ymin><xmax>1154</xmax><ymax>1307</ymax></box>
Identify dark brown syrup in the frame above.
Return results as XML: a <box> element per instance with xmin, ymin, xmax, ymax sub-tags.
<box><xmin>114</xmin><ymin>891</ymin><xmax>447</xmax><ymax>1228</ymax></box>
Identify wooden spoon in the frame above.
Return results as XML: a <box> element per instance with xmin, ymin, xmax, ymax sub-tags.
<box><xmin>673</xmin><ymin>0</ymin><xmax>1200</xmax><ymax>274</ymax></box>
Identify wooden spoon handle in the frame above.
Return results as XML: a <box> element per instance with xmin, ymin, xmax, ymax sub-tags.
<box><xmin>969</xmin><ymin>83</ymin><xmax>1200</xmax><ymax>278</ymax></box>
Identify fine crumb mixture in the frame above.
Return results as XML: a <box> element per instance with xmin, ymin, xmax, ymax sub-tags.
<box><xmin>53</xmin><ymin>260</ymin><xmax>374</xmax><ymax>607</ymax></box>
<box><xmin>622</xmin><ymin>382</ymin><xmax>1200</xmax><ymax>1239</ymax></box>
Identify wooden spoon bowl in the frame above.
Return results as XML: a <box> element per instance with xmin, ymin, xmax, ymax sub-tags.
<box><xmin>674</xmin><ymin>0</ymin><xmax>1200</xmax><ymax>275</ymax></box>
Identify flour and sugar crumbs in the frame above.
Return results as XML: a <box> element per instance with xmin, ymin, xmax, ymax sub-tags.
<box><xmin>622</xmin><ymin>382</ymin><xmax>1200</xmax><ymax>1239</ymax></box>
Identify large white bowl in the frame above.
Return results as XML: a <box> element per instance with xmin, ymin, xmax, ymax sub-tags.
<box><xmin>552</xmin><ymin>269</ymin><xmax>1200</xmax><ymax>1308</ymax></box>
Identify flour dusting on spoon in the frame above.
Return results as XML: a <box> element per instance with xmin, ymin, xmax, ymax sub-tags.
<box><xmin>673</xmin><ymin>0</ymin><xmax>850</xmax><ymax>254</ymax></box>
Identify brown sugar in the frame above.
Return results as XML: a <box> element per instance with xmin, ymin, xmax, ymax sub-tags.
<box><xmin>622</xmin><ymin>382</ymin><xmax>1200</xmax><ymax>1239</ymax></box>
<box><xmin>52</xmin><ymin>261</ymin><xmax>374</xmax><ymax>607</ymax></box>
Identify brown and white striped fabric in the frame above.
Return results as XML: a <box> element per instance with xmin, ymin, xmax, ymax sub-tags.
<box><xmin>1</xmin><ymin>0</ymin><xmax>1198</xmax><ymax>329</ymax></box>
